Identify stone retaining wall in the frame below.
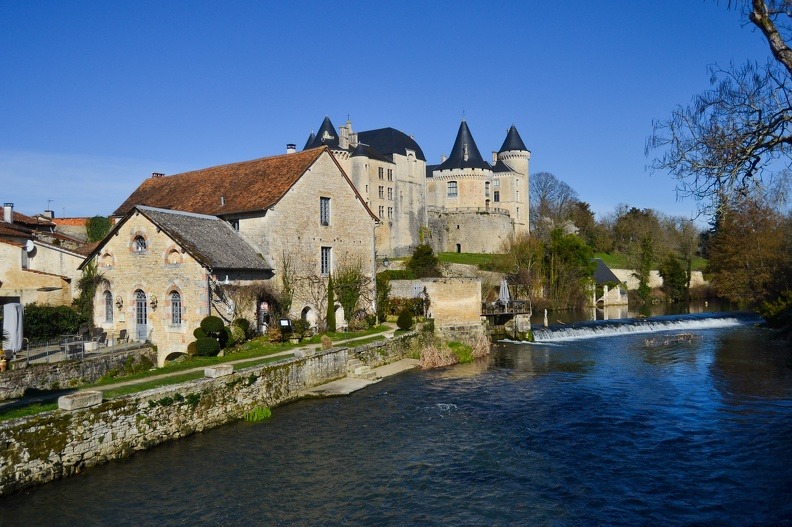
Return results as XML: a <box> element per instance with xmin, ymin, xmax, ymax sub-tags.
<box><xmin>0</xmin><ymin>335</ymin><xmax>416</xmax><ymax>497</ymax></box>
<box><xmin>0</xmin><ymin>347</ymin><xmax>157</xmax><ymax>402</ymax></box>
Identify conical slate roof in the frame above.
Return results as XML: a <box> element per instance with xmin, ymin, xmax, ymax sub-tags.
<box><xmin>498</xmin><ymin>125</ymin><xmax>528</xmax><ymax>153</ymax></box>
<box><xmin>304</xmin><ymin>116</ymin><xmax>340</xmax><ymax>149</ymax></box>
<box><xmin>302</xmin><ymin>131</ymin><xmax>316</xmax><ymax>151</ymax></box>
<box><xmin>436</xmin><ymin>120</ymin><xmax>490</xmax><ymax>171</ymax></box>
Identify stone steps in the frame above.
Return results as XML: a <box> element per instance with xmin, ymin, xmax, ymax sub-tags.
<box><xmin>347</xmin><ymin>357</ymin><xmax>378</xmax><ymax>381</ymax></box>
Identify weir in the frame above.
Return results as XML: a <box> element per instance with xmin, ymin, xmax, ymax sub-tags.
<box><xmin>527</xmin><ymin>312</ymin><xmax>760</xmax><ymax>343</ymax></box>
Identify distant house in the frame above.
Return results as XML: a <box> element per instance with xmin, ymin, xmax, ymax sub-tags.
<box><xmin>592</xmin><ymin>258</ymin><xmax>628</xmax><ymax>306</ymax></box>
<box><xmin>91</xmin><ymin>147</ymin><xmax>377</xmax><ymax>363</ymax></box>
<box><xmin>0</xmin><ymin>203</ymin><xmax>86</xmax><ymax>307</ymax></box>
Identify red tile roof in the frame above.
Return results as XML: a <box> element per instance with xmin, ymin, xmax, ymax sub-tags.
<box><xmin>113</xmin><ymin>148</ymin><xmax>328</xmax><ymax>217</ymax></box>
<box><xmin>52</xmin><ymin>217</ymin><xmax>88</xmax><ymax>227</ymax></box>
<box><xmin>12</xmin><ymin>211</ymin><xmax>55</xmax><ymax>227</ymax></box>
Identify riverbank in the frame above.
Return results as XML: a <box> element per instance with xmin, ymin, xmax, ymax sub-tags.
<box><xmin>0</xmin><ymin>330</ymin><xmax>434</xmax><ymax>497</ymax></box>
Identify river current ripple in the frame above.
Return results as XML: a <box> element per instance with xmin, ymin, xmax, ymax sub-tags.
<box><xmin>2</xmin><ymin>322</ymin><xmax>792</xmax><ymax>526</ymax></box>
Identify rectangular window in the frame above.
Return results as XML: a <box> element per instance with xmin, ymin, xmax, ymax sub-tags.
<box><xmin>171</xmin><ymin>292</ymin><xmax>182</xmax><ymax>325</ymax></box>
<box><xmin>378</xmin><ymin>206</ymin><xmax>384</xmax><ymax>219</ymax></box>
<box><xmin>321</xmin><ymin>247</ymin><xmax>332</xmax><ymax>276</ymax></box>
<box><xmin>378</xmin><ymin>186</ymin><xmax>384</xmax><ymax>199</ymax></box>
<box><xmin>494</xmin><ymin>179</ymin><xmax>500</xmax><ymax>187</ymax></box>
<box><xmin>105</xmin><ymin>292</ymin><xmax>113</xmax><ymax>323</ymax></box>
<box><xmin>387</xmin><ymin>207</ymin><xmax>393</xmax><ymax>219</ymax></box>
<box><xmin>447</xmin><ymin>181</ymin><xmax>458</xmax><ymax>197</ymax></box>
<box><xmin>387</xmin><ymin>187</ymin><xmax>393</xmax><ymax>200</ymax></box>
<box><xmin>485</xmin><ymin>182</ymin><xmax>491</xmax><ymax>197</ymax></box>
<box><xmin>21</xmin><ymin>248</ymin><xmax>29</xmax><ymax>269</ymax></box>
<box><xmin>378</xmin><ymin>167</ymin><xmax>384</xmax><ymax>180</ymax></box>
<box><xmin>320</xmin><ymin>197</ymin><xmax>330</xmax><ymax>226</ymax></box>
<box><xmin>494</xmin><ymin>191</ymin><xmax>500</xmax><ymax>202</ymax></box>
<box><xmin>387</xmin><ymin>169</ymin><xmax>393</xmax><ymax>181</ymax></box>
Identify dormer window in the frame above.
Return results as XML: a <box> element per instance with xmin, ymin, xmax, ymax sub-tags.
<box><xmin>134</xmin><ymin>236</ymin><xmax>147</xmax><ymax>252</ymax></box>
<box><xmin>229</xmin><ymin>219</ymin><xmax>239</xmax><ymax>231</ymax></box>
<box><xmin>320</xmin><ymin>197</ymin><xmax>331</xmax><ymax>226</ymax></box>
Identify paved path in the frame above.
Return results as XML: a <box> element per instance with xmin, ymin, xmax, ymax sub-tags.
<box><xmin>303</xmin><ymin>358</ymin><xmax>420</xmax><ymax>397</ymax></box>
<box><xmin>0</xmin><ymin>325</ymin><xmax>403</xmax><ymax>412</ymax></box>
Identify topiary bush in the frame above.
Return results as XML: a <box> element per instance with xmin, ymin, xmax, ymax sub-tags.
<box><xmin>232</xmin><ymin>317</ymin><xmax>251</xmax><ymax>337</ymax></box>
<box><xmin>195</xmin><ymin>337</ymin><xmax>220</xmax><ymax>356</ymax></box>
<box><xmin>193</xmin><ymin>327</ymin><xmax>206</xmax><ymax>339</ymax></box>
<box><xmin>187</xmin><ymin>341</ymin><xmax>198</xmax><ymax>356</ymax></box>
<box><xmin>200</xmin><ymin>316</ymin><xmax>224</xmax><ymax>334</ymax></box>
<box><xmin>397</xmin><ymin>309</ymin><xmax>414</xmax><ymax>331</ymax></box>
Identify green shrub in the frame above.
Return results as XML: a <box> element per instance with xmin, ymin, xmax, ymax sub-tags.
<box><xmin>380</xmin><ymin>269</ymin><xmax>416</xmax><ymax>280</ymax></box>
<box><xmin>23</xmin><ymin>303</ymin><xmax>81</xmax><ymax>342</ymax></box>
<box><xmin>195</xmin><ymin>337</ymin><xmax>220</xmax><ymax>356</ymax></box>
<box><xmin>200</xmin><ymin>316</ymin><xmax>224</xmax><ymax>334</ymax></box>
<box><xmin>389</xmin><ymin>297</ymin><xmax>425</xmax><ymax>317</ymax></box>
<box><xmin>397</xmin><ymin>309</ymin><xmax>414</xmax><ymax>331</ymax></box>
<box><xmin>230</xmin><ymin>325</ymin><xmax>246</xmax><ymax>343</ymax></box>
<box><xmin>406</xmin><ymin>244</ymin><xmax>441</xmax><ymax>278</ymax></box>
<box><xmin>193</xmin><ymin>327</ymin><xmax>206</xmax><ymax>339</ymax></box>
<box><xmin>221</xmin><ymin>326</ymin><xmax>234</xmax><ymax>348</ymax></box>
<box><xmin>291</xmin><ymin>318</ymin><xmax>309</xmax><ymax>336</ymax></box>
<box><xmin>187</xmin><ymin>341</ymin><xmax>198</xmax><ymax>356</ymax></box>
<box><xmin>232</xmin><ymin>317</ymin><xmax>251</xmax><ymax>337</ymax></box>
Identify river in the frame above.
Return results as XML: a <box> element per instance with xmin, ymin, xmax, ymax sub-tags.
<box><xmin>1</xmin><ymin>312</ymin><xmax>791</xmax><ymax>526</ymax></box>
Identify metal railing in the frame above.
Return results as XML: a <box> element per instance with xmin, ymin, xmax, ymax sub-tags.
<box><xmin>427</xmin><ymin>206</ymin><xmax>510</xmax><ymax>217</ymax></box>
<box><xmin>10</xmin><ymin>336</ymin><xmax>146</xmax><ymax>368</ymax></box>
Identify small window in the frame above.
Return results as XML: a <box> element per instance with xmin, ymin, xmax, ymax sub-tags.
<box><xmin>104</xmin><ymin>291</ymin><xmax>113</xmax><ymax>323</ymax></box>
<box><xmin>378</xmin><ymin>186</ymin><xmax>384</xmax><ymax>199</ymax></box>
<box><xmin>378</xmin><ymin>206</ymin><xmax>384</xmax><ymax>219</ymax></box>
<box><xmin>321</xmin><ymin>247</ymin><xmax>332</xmax><ymax>276</ymax></box>
<box><xmin>494</xmin><ymin>191</ymin><xmax>500</xmax><ymax>203</ymax></box>
<box><xmin>101</xmin><ymin>253</ymin><xmax>113</xmax><ymax>268</ymax></box>
<box><xmin>378</xmin><ymin>167</ymin><xmax>384</xmax><ymax>180</ymax></box>
<box><xmin>447</xmin><ymin>181</ymin><xmax>458</xmax><ymax>197</ymax></box>
<box><xmin>171</xmin><ymin>291</ymin><xmax>182</xmax><ymax>325</ymax></box>
<box><xmin>387</xmin><ymin>187</ymin><xmax>393</xmax><ymax>201</ymax></box>
<box><xmin>229</xmin><ymin>219</ymin><xmax>240</xmax><ymax>231</ymax></box>
<box><xmin>167</xmin><ymin>249</ymin><xmax>181</xmax><ymax>265</ymax></box>
<box><xmin>485</xmin><ymin>181</ymin><xmax>491</xmax><ymax>197</ymax></box>
<box><xmin>320</xmin><ymin>197</ymin><xmax>331</xmax><ymax>226</ymax></box>
<box><xmin>494</xmin><ymin>179</ymin><xmax>500</xmax><ymax>187</ymax></box>
<box><xmin>134</xmin><ymin>235</ymin><xmax>147</xmax><ymax>252</ymax></box>
<box><xmin>387</xmin><ymin>169</ymin><xmax>393</xmax><ymax>181</ymax></box>
<box><xmin>387</xmin><ymin>207</ymin><xmax>393</xmax><ymax>219</ymax></box>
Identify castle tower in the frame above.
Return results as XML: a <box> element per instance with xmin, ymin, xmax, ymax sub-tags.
<box><xmin>497</xmin><ymin>125</ymin><xmax>530</xmax><ymax>176</ymax></box>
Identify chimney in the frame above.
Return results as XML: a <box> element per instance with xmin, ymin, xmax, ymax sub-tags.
<box><xmin>286</xmin><ymin>144</ymin><xmax>296</xmax><ymax>154</ymax></box>
<box><xmin>42</xmin><ymin>210</ymin><xmax>54</xmax><ymax>219</ymax></box>
<box><xmin>492</xmin><ymin>151</ymin><xmax>498</xmax><ymax>164</ymax></box>
<box><xmin>152</xmin><ymin>172</ymin><xmax>164</xmax><ymax>178</ymax></box>
<box><xmin>440</xmin><ymin>154</ymin><xmax>447</xmax><ymax>163</ymax></box>
<box><xmin>3</xmin><ymin>203</ymin><xmax>13</xmax><ymax>223</ymax></box>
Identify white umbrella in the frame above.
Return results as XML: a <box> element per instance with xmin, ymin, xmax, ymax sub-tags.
<box><xmin>498</xmin><ymin>280</ymin><xmax>511</xmax><ymax>306</ymax></box>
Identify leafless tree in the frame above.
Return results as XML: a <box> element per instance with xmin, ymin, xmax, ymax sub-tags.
<box><xmin>530</xmin><ymin>171</ymin><xmax>579</xmax><ymax>238</ymax></box>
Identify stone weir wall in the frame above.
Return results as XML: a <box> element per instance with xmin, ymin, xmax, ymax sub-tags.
<box><xmin>0</xmin><ymin>336</ymin><xmax>416</xmax><ymax>497</ymax></box>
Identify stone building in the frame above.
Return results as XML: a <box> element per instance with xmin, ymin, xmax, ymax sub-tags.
<box><xmin>97</xmin><ymin>147</ymin><xmax>377</xmax><ymax>360</ymax></box>
<box><xmin>0</xmin><ymin>203</ymin><xmax>86</xmax><ymax>307</ymax></box>
<box><xmin>303</xmin><ymin>117</ymin><xmax>427</xmax><ymax>258</ymax></box>
<box><xmin>426</xmin><ymin>120</ymin><xmax>530</xmax><ymax>253</ymax></box>
<box><xmin>81</xmin><ymin>206</ymin><xmax>272</xmax><ymax>365</ymax></box>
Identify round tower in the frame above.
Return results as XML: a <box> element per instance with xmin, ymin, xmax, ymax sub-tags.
<box><xmin>497</xmin><ymin>125</ymin><xmax>530</xmax><ymax>177</ymax></box>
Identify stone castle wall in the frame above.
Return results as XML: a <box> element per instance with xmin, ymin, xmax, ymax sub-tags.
<box><xmin>390</xmin><ymin>277</ymin><xmax>482</xmax><ymax>327</ymax></box>
<box><xmin>427</xmin><ymin>210</ymin><xmax>512</xmax><ymax>254</ymax></box>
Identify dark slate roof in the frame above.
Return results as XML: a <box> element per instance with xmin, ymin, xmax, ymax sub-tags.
<box><xmin>303</xmin><ymin>132</ymin><xmax>316</xmax><ymax>151</ymax></box>
<box><xmin>304</xmin><ymin>117</ymin><xmax>340</xmax><ymax>149</ymax></box>
<box><xmin>356</xmin><ymin>127</ymin><xmax>426</xmax><ymax>162</ymax></box>
<box><xmin>425</xmin><ymin>164</ymin><xmax>438</xmax><ymax>178</ymax></box>
<box><xmin>592</xmin><ymin>258</ymin><xmax>621</xmax><ymax>285</ymax></box>
<box><xmin>498</xmin><ymin>125</ymin><xmax>528</xmax><ymax>153</ymax></box>
<box><xmin>435</xmin><ymin>120</ymin><xmax>491</xmax><ymax>171</ymax></box>
<box><xmin>492</xmin><ymin>160</ymin><xmax>514</xmax><ymax>173</ymax></box>
<box><xmin>137</xmin><ymin>207</ymin><xmax>271</xmax><ymax>271</ymax></box>
<box><xmin>350</xmin><ymin>143</ymin><xmax>392</xmax><ymax>164</ymax></box>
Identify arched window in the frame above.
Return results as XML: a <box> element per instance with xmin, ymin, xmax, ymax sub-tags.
<box><xmin>134</xmin><ymin>235</ymin><xmax>147</xmax><ymax>252</ymax></box>
<box><xmin>104</xmin><ymin>291</ymin><xmax>113</xmax><ymax>323</ymax></box>
<box><xmin>171</xmin><ymin>291</ymin><xmax>182</xmax><ymax>325</ymax></box>
<box><xmin>167</xmin><ymin>249</ymin><xmax>181</xmax><ymax>265</ymax></box>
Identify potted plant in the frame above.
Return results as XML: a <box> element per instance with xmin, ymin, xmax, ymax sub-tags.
<box><xmin>291</xmin><ymin>318</ymin><xmax>309</xmax><ymax>343</ymax></box>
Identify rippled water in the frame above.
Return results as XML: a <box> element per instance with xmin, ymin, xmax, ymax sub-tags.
<box><xmin>2</xmin><ymin>320</ymin><xmax>792</xmax><ymax>526</ymax></box>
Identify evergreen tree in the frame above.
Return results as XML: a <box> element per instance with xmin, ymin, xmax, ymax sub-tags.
<box><xmin>325</xmin><ymin>275</ymin><xmax>336</xmax><ymax>332</ymax></box>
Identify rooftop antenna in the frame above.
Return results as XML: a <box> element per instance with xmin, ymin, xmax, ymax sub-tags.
<box><xmin>47</xmin><ymin>199</ymin><xmax>53</xmax><ymax>210</ymax></box>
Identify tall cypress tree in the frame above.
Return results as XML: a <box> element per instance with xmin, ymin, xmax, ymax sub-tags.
<box><xmin>325</xmin><ymin>275</ymin><xmax>336</xmax><ymax>333</ymax></box>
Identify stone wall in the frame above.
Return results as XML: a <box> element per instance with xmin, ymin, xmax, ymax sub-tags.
<box><xmin>427</xmin><ymin>209</ymin><xmax>512</xmax><ymax>254</ymax></box>
<box><xmin>0</xmin><ymin>335</ymin><xmax>416</xmax><ymax>497</ymax></box>
<box><xmin>0</xmin><ymin>347</ymin><xmax>156</xmax><ymax>402</ymax></box>
<box><xmin>611</xmin><ymin>269</ymin><xmax>708</xmax><ymax>290</ymax></box>
<box><xmin>390</xmin><ymin>277</ymin><xmax>482</xmax><ymax>327</ymax></box>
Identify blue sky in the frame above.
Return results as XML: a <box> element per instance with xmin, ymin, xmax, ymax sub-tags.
<box><xmin>0</xmin><ymin>1</ymin><xmax>771</xmax><ymax>221</ymax></box>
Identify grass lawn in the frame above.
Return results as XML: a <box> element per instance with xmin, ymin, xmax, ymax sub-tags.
<box><xmin>438</xmin><ymin>252</ymin><xmax>499</xmax><ymax>269</ymax></box>
<box><xmin>0</xmin><ymin>325</ymin><xmax>393</xmax><ymax>422</ymax></box>
<box><xmin>594</xmin><ymin>252</ymin><xmax>708</xmax><ymax>272</ymax></box>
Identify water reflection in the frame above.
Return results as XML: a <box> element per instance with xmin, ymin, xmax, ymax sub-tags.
<box><xmin>530</xmin><ymin>300</ymin><xmax>737</xmax><ymax>327</ymax></box>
